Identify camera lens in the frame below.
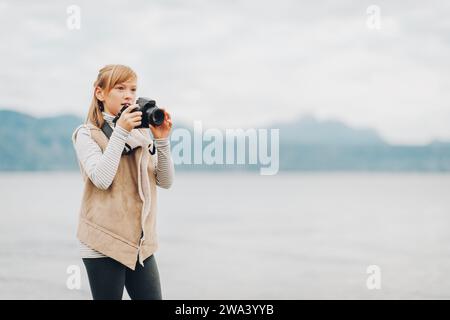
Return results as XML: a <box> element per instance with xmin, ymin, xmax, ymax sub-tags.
<box><xmin>152</xmin><ymin>109</ymin><xmax>165</xmax><ymax>126</ymax></box>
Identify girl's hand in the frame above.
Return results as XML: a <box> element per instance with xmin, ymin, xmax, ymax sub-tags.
<box><xmin>150</xmin><ymin>109</ymin><xmax>172</xmax><ymax>139</ymax></box>
<box><xmin>116</xmin><ymin>104</ymin><xmax>142</xmax><ymax>132</ymax></box>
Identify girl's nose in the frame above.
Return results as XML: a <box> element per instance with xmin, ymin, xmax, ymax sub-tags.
<box><xmin>123</xmin><ymin>91</ymin><xmax>135</xmax><ymax>102</ymax></box>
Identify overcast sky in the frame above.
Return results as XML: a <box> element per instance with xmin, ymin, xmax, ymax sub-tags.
<box><xmin>0</xmin><ymin>0</ymin><xmax>449</xmax><ymax>144</ymax></box>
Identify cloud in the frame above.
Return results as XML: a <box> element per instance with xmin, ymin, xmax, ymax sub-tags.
<box><xmin>0</xmin><ymin>0</ymin><xmax>449</xmax><ymax>144</ymax></box>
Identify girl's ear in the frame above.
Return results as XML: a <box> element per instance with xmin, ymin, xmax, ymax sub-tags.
<box><xmin>95</xmin><ymin>86</ymin><xmax>105</xmax><ymax>102</ymax></box>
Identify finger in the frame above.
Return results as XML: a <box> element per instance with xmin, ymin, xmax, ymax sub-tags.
<box><xmin>126</xmin><ymin>112</ymin><xmax>141</xmax><ymax>120</ymax></box>
<box><xmin>163</xmin><ymin>110</ymin><xmax>171</xmax><ymax>120</ymax></box>
<box><xmin>130</xmin><ymin>112</ymin><xmax>142</xmax><ymax>119</ymax></box>
<box><xmin>122</xmin><ymin>103</ymin><xmax>139</xmax><ymax>114</ymax></box>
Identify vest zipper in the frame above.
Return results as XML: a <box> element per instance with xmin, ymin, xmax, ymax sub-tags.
<box><xmin>138</xmin><ymin>237</ymin><xmax>145</xmax><ymax>251</ymax></box>
<box><xmin>137</xmin><ymin>230</ymin><xmax>146</xmax><ymax>265</ymax></box>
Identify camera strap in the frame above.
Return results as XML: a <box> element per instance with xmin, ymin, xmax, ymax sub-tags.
<box><xmin>111</xmin><ymin>105</ymin><xmax>156</xmax><ymax>155</ymax></box>
<box><xmin>102</xmin><ymin>122</ymin><xmax>156</xmax><ymax>155</ymax></box>
<box><xmin>101</xmin><ymin>121</ymin><xmax>134</xmax><ymax>155</ymax></box>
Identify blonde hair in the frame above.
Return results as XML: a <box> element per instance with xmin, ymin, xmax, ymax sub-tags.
<box><xmin>86</xmin><ymin>64</ymin><xmax>137</xmax><ymax>128</ymax></box>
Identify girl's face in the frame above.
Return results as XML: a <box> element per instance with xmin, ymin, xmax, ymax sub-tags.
<box><xmin>96</xmin><ymin>78</ymin><xmax>137</xmax><ymax>116</ymax></box>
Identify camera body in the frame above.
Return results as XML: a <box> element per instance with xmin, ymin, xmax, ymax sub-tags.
<box><xmin>122</xmin><ymin>97</ymin><xmax>165</xmax><ymax>128</ymax></box>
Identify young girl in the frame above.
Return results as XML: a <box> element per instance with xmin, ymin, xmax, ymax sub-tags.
<box><xmin>71</xmin><ymin>64</ymin><xmax>174</xmax><ymax>300</ymax></box>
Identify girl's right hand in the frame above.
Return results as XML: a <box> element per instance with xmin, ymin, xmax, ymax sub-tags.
<box><xmin>116</xmin><ymin>104</ymin><xmax>142</xmax><ymax>132</ymax></box>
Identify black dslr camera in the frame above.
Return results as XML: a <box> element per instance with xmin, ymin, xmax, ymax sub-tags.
<box><xmin>119</xmin><ymin>97</ymin><xmax>165</xmax><ymax>128</ymax></box>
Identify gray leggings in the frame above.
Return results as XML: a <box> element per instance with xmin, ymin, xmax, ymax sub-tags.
<box><xmin>82</xmin><ymin>254</ymin><xmax>162</xmax><ymax>300</ymax></box>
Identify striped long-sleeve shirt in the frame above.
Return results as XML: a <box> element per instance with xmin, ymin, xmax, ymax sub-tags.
<box><xmin>73</xmin><ymin>112</ymin><xmax>174</xmax><ymax>258</ymax></box>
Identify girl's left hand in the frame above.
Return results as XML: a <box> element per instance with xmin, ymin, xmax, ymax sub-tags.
<box><xmin>149</xmin><ymin>109</ymin><xmax>173</xmax><ymax>139</ymax></box>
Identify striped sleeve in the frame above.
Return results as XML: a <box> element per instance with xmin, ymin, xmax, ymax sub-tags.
<box><xmin>79</xmin><ymin>241</ymin><xmax>107</xmax><ymax>258</ymax></box>
<box><xmin>154</xmin><ymin>138</ymin><xmax>175</xmax><ymax>189</ymax></box>
<box><xmin>72</xmin><ymin>124</ymin><xmax>130</xmax><ymax>190</ymax></box>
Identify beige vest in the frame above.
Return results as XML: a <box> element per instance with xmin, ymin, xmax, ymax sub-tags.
<box><xmin>76</xmin><ymin>123</ymin><xmax>158</xmax><ymax>270</ymax></box>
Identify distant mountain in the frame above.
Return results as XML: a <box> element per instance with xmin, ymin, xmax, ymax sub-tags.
<box><xmin>0</xmin><ymin>110</ymin><xmax>83</xmax><ymax>170</ymax></box>
<box><xmin>272</xmin><ymin>115</ymin><xmax>387</xmax><ymax>145</ymax></box>
<box><xmin>1</xmin><ymin>109</ymin><xmax>450</xmax><ymax>171</ymax></box>
<box><xmin>429</xmin><ymin>139</ymin><xmax>450</xmax><ymax>147</ymax></box>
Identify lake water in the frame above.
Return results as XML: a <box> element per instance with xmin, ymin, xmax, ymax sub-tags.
<box><xmin>0</xmin><ymin>171</ymin><xmax>449</xmax><ymax>299</ymax></box>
